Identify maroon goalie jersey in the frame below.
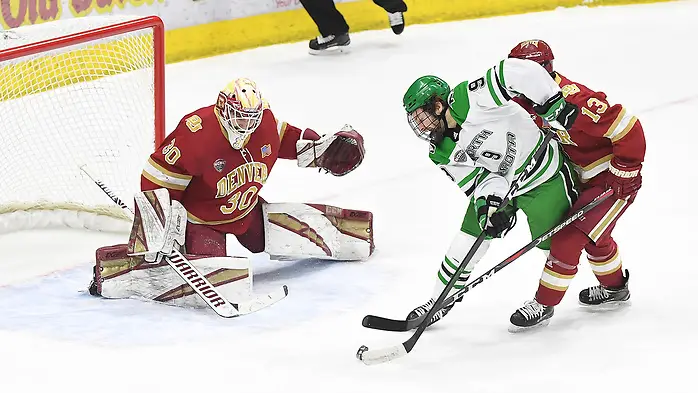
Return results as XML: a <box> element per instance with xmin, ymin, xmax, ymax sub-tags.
<box><xmin>515</xmin><ymin>72</ymin><xmax>646</xmax><ymax>183</ymax></box>
<box><xmin>141</xmin><ymin>105</ymin><xmax>312</xmax><ymax>235</ymax></box>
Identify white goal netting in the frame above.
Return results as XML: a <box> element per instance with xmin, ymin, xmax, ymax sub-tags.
<box><xmin>0</xmin><ymin>16</ymin><xmax>163</xmax><ymax>233</ymax></box>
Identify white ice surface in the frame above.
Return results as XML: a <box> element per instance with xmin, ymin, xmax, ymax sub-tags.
<box><xmin>1</xmin><ymin>2</ymin><xmax>697</xmax><ymax>392</ymax></box>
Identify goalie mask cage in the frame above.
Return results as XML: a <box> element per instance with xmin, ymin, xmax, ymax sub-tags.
<box><xmin>0</xmin><ymin>16</ymin><xmax>165</xmax><ymax>233</ymax></box>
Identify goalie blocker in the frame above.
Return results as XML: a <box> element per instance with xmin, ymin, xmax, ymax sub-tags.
<box><xmin>89</xmin><ymin>189</ymin><xmax>373</xmax><ymax>310</ymax></box>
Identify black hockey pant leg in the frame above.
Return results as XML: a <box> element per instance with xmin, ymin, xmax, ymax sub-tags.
<box><xmin>300</xmin><ymin>0</ymin><xmax>350</xmax><ymax>37</ymax></box>
<box><xmin>373</xmin><ymin>0</ymin><xmax>407</xmax><ymax>13</ymax></box>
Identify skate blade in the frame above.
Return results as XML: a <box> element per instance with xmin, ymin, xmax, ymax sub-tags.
<box><xmin>508</xmin><ymin>318</ymin><xmax>551</xmax><ymax>333</ymax></box>
<box><xmin>578</xmin><ymin>299</ymin><xmax>631</xmax><ymax>312</ymax></box>
<box><xmin>309</xmin><ymin>45</ymin><xmax>351</xmax><ymax>56</ymax></box>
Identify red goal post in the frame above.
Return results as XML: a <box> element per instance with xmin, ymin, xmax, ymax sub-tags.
<box><xmin>0</xmin><ymin>15</ymin><xmax>166</xmax><ymax>233</ymax></box>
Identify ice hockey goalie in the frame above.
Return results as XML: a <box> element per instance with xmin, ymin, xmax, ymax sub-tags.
<box><xmin>88</xmin><ymin>78</ymin><xmax>373</xmax><ymax>314</ymax></box>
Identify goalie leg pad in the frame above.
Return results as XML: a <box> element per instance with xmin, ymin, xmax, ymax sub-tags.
<box><xmin>90</xmin><ymin>190</ymin><xmax>252</xmax><ymax>308</ymax></box>
<box><xmin>92</xmin><ymin>243</ymin><xmax>252</xmax><ymax>309</ymax></box>
<box><xmin>263</xmin><ymin>203</ymin><xmax>374</xmax><ymax>261</ymax></box>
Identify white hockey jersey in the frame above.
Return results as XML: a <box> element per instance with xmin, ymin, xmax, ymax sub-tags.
<box><xmin>429</xmin><ymin>58</ymin><xmax>567</xmax><ymax>201</ymax></box>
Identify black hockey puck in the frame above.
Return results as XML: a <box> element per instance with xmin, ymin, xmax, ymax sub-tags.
<box><xmin>356</xmin><ymin>345</ymin><xmax>369</xmax><ymax>360</ymax></box>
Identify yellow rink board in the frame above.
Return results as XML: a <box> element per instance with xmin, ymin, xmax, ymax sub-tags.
<box><xmin>164</xmin><ymin>0</ymin><xmax>672</xmax><ymax>63</ymax></box>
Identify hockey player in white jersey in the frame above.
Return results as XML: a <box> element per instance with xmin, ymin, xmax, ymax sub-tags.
<box><xmin>403</xmin><ymin>58</ymin><xmax>581</xmax><ymax>329</ymax></box>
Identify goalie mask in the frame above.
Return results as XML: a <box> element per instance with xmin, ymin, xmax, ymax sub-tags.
<box><xmin>403</xmin><ymin>75</ymin><xmax>451</xmax><ymax>142</ymax></box>
<box><xmin>216</xmin><ymin>78</ymin><xmax>265</xmax><ymax>150</ymax></box>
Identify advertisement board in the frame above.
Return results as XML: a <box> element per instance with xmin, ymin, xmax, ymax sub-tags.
<box><xmin>0</xmin><ymin>0</ymin><xmax>358</xmax><ymax>30</ymax></box>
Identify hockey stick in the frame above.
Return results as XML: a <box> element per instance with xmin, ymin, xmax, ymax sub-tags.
<box><xmin>79</xmin><ymin>164</ymin><xmax>133</xmax><ymax>215</ymax></box>
<box><xmin>163</xmin><ymin>249</ymin><xmax>288</xmax><ymax>317</ymax></box>
<box><xmin>356</xmin><ymin>130</ymin><xmax>556</xmax><ymax>365</ymax></box>
<box><xmin>361</xmin><ymin>188</ymin><xmax>614</xmax><ymax>332</ymax></box>
<box><xmin>79</xmin><ymin>165</ymin><xmax>288</xmax><ymax>318</ymax></box>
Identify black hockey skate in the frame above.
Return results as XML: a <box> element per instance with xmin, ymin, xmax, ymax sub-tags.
<box><xmin>308</xmin><ymin>33</ymin><xmax>350</xmax><ymax>55</ymax></box>
<box><xmin>509</xmin><ymin>300</ymin><xmax>554</xmax><ymax>332</ymax></box>
<box><xmin>407</xmin><ymin>297</ymin><xmax>460</xmax><ymax>327</ymax></box>
<box><xmin>579</xmin><ymin>269</ymin><xmax>630</xmax><ymax>308</ymax></box>
<box><xmin>87</xmin><ymin>265</ymin><xmax>100</xmax><ymax>296</ymax></box>
<box><xmin>388</xmin><ymin>12</ymin><xmax>405</xmax><ymax>35</ymax></box>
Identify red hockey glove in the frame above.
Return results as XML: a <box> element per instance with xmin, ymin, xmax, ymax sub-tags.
<box><xmin>296</xmin><ymin>125</ymin><xmax>365</xmax><ymax>176</ymax></box>
<box><xmin>607</xmin><ymin>158</ymin><xmax>642</xmax><ymax>200</ymax></box>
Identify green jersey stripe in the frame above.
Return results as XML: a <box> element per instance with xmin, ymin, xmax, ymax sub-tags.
<box><xmin>444</xmin><ymin>256</ymin><xmax>459</xmax><ymax>271</ymax></box>
<box><xmin>486</xmin><ymin>68</ymin><xmax>503</xmax><ymax>106</ymax></box>
<box><xmin>457</xmin><ymin>168</ymin><xmax>481</xmax><ymax>188</ymax></box>
<box><xmin>437</xmin><ymin>269</ymin><xmax>469</xmax><ymax>286</ymax></box>
<box><xmin>437</xmin><ymin>270</ymin><xmax>449</xmax><ymax>285</ymax></box>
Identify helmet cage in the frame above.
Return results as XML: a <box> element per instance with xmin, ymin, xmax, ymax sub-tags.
<box><xmin>218</xmin><ymin>92</ymin><xmax>263</xmax><ymax>148</ymax></box>
<box><xmin>407</xmin><ymin>96</ymin><xmax>444</xmax><ymax>141</ymax></box>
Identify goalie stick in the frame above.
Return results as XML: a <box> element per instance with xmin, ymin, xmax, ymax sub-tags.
<box><xmin>79</xmin><ymin>165</ymin><xmax>288</xmax><ymax>318</ymax></box>
<box><xmin>361</xmin><ymin>188</ymin><xmax>614</xmax><ymax>332</ymax></box>
<box><xmin>357</xmin><ymin>130</ymin><xmax>556</xmax><ymax>365</ymax></box>
<box><xmin>163</xmin><ymin>249</ymin><xmax>288</xmax><ymax>317</ymax></box>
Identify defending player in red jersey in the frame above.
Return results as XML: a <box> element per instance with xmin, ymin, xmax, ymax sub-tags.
<box><xmin>87</xmin><ymin>78</ymin><xmax>372</xmax><ymax>312</ymax></box>
<box><xmin>507</xmin><ymin>40</ymin><xmax>646</xmax><ymax>330</ymax></box>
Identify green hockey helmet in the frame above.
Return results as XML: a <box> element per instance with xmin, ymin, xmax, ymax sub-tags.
<box><xmin>403</xmin><ymin>75</ymin><xmax>451</xmax><ymax>141</ymax></box>
<box><xmin>403</xmin><ymin>75</ymin><xmax>450</xmax><ymax>113</ymax></box>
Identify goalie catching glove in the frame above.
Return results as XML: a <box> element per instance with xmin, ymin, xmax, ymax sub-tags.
<box><xmin>296</xmin><ymin>124</ymin><xmax>365</xmax><ymax>176</ymax></box>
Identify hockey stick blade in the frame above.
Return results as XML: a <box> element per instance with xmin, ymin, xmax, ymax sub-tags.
<box><xmin>361</xmin><ymin>314</ymin><xmax>421</xmax><ymax>332</ymax></box>
<box><xmin>362</xmin><ymin>296</ymin><xmax>455</xmax><ymax>331</ymax></box>
<box><xmin>357</xmin><ymin>343</ymin><xmax>409</xmax><ymax>366</ymax></box>
<box><xmin>233</xmin><ymin>285</ymin><xmax>289</xmax><ymax>315</ymax></box>
<box><xmin>362</xmin><ymin>315</ymin><xmax>421</xmax><ymax>332</ymax></box>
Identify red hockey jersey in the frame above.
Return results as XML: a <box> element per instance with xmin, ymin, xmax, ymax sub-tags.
<box><xmin>141</xmin><ymin>105</ymin><xmax>314</xmax><ymax>235</ymax></box>
<box><xmin>515</xmin><ymin>72</ymin><xmax>646</xmax><ymax>182</ymax></box>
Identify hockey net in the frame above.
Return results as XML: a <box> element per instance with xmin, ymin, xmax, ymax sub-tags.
<box><xmin>0</xmin><ymin>16</ymin><xmax>165</xmax><ymax>233</ymax></box>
